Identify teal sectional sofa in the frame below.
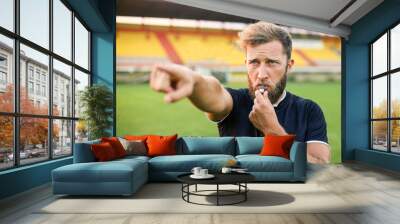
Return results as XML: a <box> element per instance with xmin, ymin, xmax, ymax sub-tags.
<box><xmin>52</xmin><ymin>137</ymin><xmax>306</xmax><ymax>196</ymax></box>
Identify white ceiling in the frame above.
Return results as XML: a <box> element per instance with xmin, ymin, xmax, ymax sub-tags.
<box><xmin>166</xmin><ymin>0</ymin><xmax>384</xmax><ymax>38</ymax></box>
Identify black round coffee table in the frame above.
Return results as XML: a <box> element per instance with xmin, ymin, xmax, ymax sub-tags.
<box><xmin>177</xmin><ymin>172</ymin><xmax>255</xmax><ymax>206</ymax></box>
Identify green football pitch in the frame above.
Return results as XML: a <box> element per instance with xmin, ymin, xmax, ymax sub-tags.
<box><xmin>117</xmin><ymin>81</ymin><xmax>341</xmax><ymax>163</ymax></box>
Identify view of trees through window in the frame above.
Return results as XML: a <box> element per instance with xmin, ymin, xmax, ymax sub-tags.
<box><xmin>371</xmin><ymin>23</ymin><xmax>400</xmax><ymax>153</ymax></box>
<box><xmin>0</xmin><ymin>0</ymin><xmax>91</xmax><ymax>170</ymax></box>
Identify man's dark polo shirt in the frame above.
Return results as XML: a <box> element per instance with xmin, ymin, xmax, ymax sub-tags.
<box><xmin>217</xmin><ymin>88</ymin><xmax>328</xmax><ymax>144</ymax></box>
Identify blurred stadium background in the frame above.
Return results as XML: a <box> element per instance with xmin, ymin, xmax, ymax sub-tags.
<box><xmin>116</xmin><ymin>17</ymin><xmax>340</xmax><ymax>83</ymax></box>
<box><xmin>115</xmin><ymin>15</ymin><xmax>341</xmax><ymax>163</ymax></box>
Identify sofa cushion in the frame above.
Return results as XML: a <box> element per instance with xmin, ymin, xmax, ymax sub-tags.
<box><xmin>236</xmin><ymin>155</ymin><xmax>293</xmax><ymax>172</ymax></box>
<box><xmin>115</xmin><ymin>155</ymin><xmax>150</xmax><ymax>163</ymax></box>
<box><xmin>148</xmin><ymin>154</ymin><xmax>235</xmax><ymax>172</ymax></box>
<box><xmin>235</xmin><ymin>137</ymin><xmax>263</xmax><ymax>155</ymax></box>
<box><xmin>147</xmin><ymin>134</ymin><xmax>178</xmax><ymax>157</ymax></box>
<box><xmin>119</xmin><ymin>138</ymin><xmax>147</xmax><ymax>156</ymax></box>
<box><xmin>52</xmin><ymin>159</ymin><xmax>147</xmax><ymax>183</ymax></box>
<box><xmin>260</xmin><ymin>135</ymin><xmax>295</xmax><ymax>159</ymax></box>
<box><xmin>73</xmin><ymin>139</ymin><xmax>100</xmax><ymax>163</ymax></box>
<box><xmin>91</xmin><ymin>142</ymin><xmax>118</xmax><ymax>161</ymax></box>
<box><xmin>176</xmin><ymin>137</ymin><xmax>235</xmax><ymax>155</ymax></box>
<box><xmin>124</xmin><ymin>135</ymin><xmax>149</xmax><ymax>141</ymax></box>
<box><xmin>101</xmin><ymin>137</ymin><xmax>127</xmax><ymax>158</ymax></box>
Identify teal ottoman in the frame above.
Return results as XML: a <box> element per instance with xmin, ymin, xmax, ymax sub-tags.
<box><xmin>52</xmin><ymin>157</ymin><xmax>148</xmax><ymax>196</ymax></box>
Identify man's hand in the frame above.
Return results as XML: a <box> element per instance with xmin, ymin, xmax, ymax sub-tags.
<box><xmin>150</xmin><ymin>63</ymin><xmax>197</xmax><ymax>103</ymax></box>
<box><xmin>249</xmin><ymin>90</ymin><xmax>286</xmax><ymax>135</ymax></box>
<box><xmin>307</xmin><ymin>142</ymin><xmax>331</xmax><ymax>164</ymax></box>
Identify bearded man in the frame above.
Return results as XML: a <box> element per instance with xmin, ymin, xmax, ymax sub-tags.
<box><xmin>150</xmin><ymin>21</ymin><xmax>330</xmax><ymax>164</ymax></box>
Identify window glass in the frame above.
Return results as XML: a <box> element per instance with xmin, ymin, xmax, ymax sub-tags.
<box><xmin>74</xmin><ymin>69</ymin><xmax>89</xmax><ymax>118</ymax></box>
<box><xmin>391</xmin><ymin>24</ymin><xmax>400</xmax><ymax>70</ymax></box>
<box><xmin>20</xmin><ymin>44</ymin><xmax>49</xmax><ymax>115</ymax></box>
<box><xmin>74</xmin><ymin>18</ymin><xmax>89</xmax><ymax>70</ymax></box>
<box><xmin>372</xmin><ymin>33</ymin><xmax>387</xmax><ymax>76</ymax></box>
<box><xmin>0</xmin><ymin>0</ymin><xmax>14</xmax><ymax>32</ymax></box>
<box><xmin>391</xmin><ymin>72</ymin><xmax>400</xmax><ymax>118</ymax></box>
<box><xmin>53</xmin><ymin>0</ymin><xmax>72</xmax><ymax>60</ymax></box>
<box><xmin>53</xmin><ymin>119</ymin><xmax>72</xmax><ymax>157</ymax></box>
<box><xmin>391</xmin><ymin>120</ymin><xmax>400</xmax><ymax>153</ymax></box>
<box><xmin>75</xmin><ymin>120</ymin><xmax>88</xmax><ymax>143</ymax></box>
<box><xmin>372</xmin><ymin>121</ymin><xmax>388</xmax><ymax>151</ymax></box>
<box><xmin>19</xmin><ymin>117</ymin><xmax>49</xmax><ymax>165</ymax></box>
<box><xmin>372</xmin><ymin>77</ymin><xmax>387</xmax><ymax>119</ymax></box>
<box><xmin>20</xmin><ymin>0</ymin><xmax>49</xmax><ymax>49</ymax></box>
<box><xmin>53</xmin><ymin>59</ymin><xmax>72</xmax><ymax>117</ymax></box>
<box><xmin>0</xmin><ymin>34</ymin><xmax>14</xmax><ymax>112</ymax></box>
<box><xmin>0</xmin><ymin>116</ymin><xmax>14</xmax><ymax>170</ymax></box>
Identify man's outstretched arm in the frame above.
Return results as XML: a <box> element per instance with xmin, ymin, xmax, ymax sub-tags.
<box><xmin>150</xmin><ymin>63</ymin><xmax>233</xmax><ymax>121</ymax></box>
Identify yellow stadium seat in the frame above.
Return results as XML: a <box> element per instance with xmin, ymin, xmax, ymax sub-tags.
<box><xmin>166</xmin><ymin>33</ymin><xmax>244</xmax><ymax>66</ymax></box>
<box><xmin>116</xmin><ymin>31</ymin><xmax>166</xmax><ymax>58</ymax></box>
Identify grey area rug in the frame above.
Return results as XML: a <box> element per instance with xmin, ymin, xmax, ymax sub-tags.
<box><xmin>37</xmin><ymin>183</ymin><xmax>362</xmax><ymax>214</ymax></box>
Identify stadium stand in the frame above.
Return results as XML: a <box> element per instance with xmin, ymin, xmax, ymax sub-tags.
<box><xmin>116</xmin><ymin>23</ymin><xmax>341</xmax><ymax>78</ymax></box>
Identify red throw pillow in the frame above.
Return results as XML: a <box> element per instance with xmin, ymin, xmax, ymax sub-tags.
<box><xmin>101</xmin><ymin>137</ymin><xmax>127</xmax><ymax>158</ymax></box>
<box><xmin>146</xmin><ymin>134</ymin><xmax>178</xmax><ymax>157</ymax></box>
<box><xmin>91</xmin><ymin>142</ymin><xmax>117</xmax><ymax>161</ymax></box>
<box><xmin>260</xmin><ymin>135</ymin><xmax>295</xmax><ymax>159</ymax></box>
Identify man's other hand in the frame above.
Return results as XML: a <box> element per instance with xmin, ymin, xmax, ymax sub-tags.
<box><xmin>150</xmin><ymin>63</ymin><xmax>196</xmax><ymax>103</ymax></box>
<box><xmin>307</xmin><ymin>142</ymin><xmax>331</xmax><ymax>164</ymax></box>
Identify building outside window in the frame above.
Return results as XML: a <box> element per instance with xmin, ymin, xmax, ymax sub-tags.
<box><xmin>42</xmin><ymin>85</ymin><xmax>46</xmax><ymax>97</ymax></box>
<box><xmin>0</xmin><ymin>54</ymin><xmax>7</xmax><ymax>67</ymax></box>
<box><xmin>28</xmin><ymin>66</ymin><xmax>34</xmax><ymax>80</ymax></box>
<box><xmin>35</xmin><ymin>83</ymin><xmax>40</xmax><ymax>95</ymax></box>
<box><xmin>28</xmin><ymin>81</ymin><xmax>34</xmax><ymax>94</ymax></box>
<box><xmin>35</xmin><ymin>70</ymin><xmax>40</xmax><ymax>81</ymax></box>
<box><xmin>0</xmin><ymin>54</ymin><xmax>7</xmax><ymax>88</ymax></box>
<box><xmin>41</xmin><ymin>73</ymin><xmax>46</xmax><ymax>83</ymax></box>
<box><xmin>0</xmin><ymin>71</ymin><xmax>6</xmax><ymax>84</ymax></box>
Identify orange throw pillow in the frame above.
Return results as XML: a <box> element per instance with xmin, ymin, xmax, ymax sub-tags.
<box><xmin>91</xmin><ymin>142</ymin><xmax>117</xmax><ymax>161</ymax></box>
<box><xmin>124</xmin><ymin>135</ymin><xmax>149</xmax><ymax>141</ymax></box>
<box><xmin>101</xmin><ymin>137</ymin><xmax>126</xmax><ymax>158</ymax></box>
<box><xmin>260</xmin><ymin>135</ymin><xmax>295</xmax><ymax>159</ymax></box>
<box><xmin>146</xmin><ymin>134</ymin><xmax>178</xmax><ymax>157</ymax></box>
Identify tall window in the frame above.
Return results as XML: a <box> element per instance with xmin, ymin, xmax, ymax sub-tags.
<box><xmin>0</xmin><ymin>0</ymin><xmax>91</xmax><ymax>170</ymax></box>
<box><xmin>371</xmin><ymin>23</ymin><xmax>400</xmax><ymax>153</ymax></box>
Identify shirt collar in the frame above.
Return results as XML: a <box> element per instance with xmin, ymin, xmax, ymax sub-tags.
<box><xmin>272</xmin><ymin>90</ymin><xmax>287</xmax><ymax>107</ymax></box>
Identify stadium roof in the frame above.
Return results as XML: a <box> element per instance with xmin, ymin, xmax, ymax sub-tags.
<box><xmin>117</xmin><ymin>0</ymin><xmax>384</xmax><ymax>38</ymax></box>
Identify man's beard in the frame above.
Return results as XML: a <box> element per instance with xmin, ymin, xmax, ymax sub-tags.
<box><xmin>248</xmin><ymin>72</ymin><xmax>287</xmax><ymax>104</ymax></box>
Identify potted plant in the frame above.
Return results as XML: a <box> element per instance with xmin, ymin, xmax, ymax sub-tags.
<box><xmin>79</xmin><ymin>84</ymin><xmax>113</xmax><ymax>140</ymax></box>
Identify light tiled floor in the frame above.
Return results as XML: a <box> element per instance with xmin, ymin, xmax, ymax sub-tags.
<box><xmin>1</xmin><ymin>163</ymin><xmax>400</xmax><ymax>224</ymax></box>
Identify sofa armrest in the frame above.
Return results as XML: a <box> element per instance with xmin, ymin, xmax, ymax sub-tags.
<box><xmin>73</xmin><ymin>140</ymin><xmax>100</xmax><ymax>163</ymax></box>
<box><xmin>289</xmin><ymin>141</ymin><xmax>307</xmax><ymax>181</ymax></box>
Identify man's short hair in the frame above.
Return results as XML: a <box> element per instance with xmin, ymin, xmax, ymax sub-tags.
<box><xmin>238</xmin><ymin>21</ymin><xmax>292</xmax><ymax>60</ymax></box>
